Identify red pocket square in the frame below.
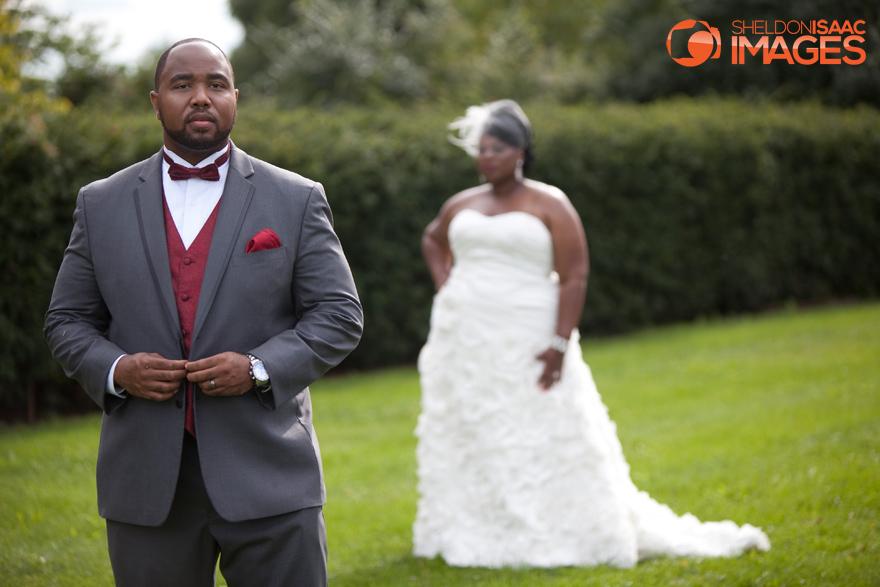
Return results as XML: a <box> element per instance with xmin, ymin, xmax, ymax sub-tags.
<box><xmin>246</xmin><ymin>229</ymin><xmax>282</xmax><ymax>253</ymax></box>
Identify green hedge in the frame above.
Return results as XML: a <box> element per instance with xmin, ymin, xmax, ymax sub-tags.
<box><xmin>2</xmin><ymin>98</ymin><xmax>878</xmax><ymax>416</ymax></box>
<box><xmin>536</xmin><ymin>100</ymin><xmax>880</xmax><ymax>331</ymax></box>
<box><xmin>237</xmin><ymin>99</ymin><xmax>880</xmax><ymax>362</ymax></box>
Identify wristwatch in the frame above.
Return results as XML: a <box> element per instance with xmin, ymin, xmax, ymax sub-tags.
<box><xmin>246</xmin><ymin>354</ymin><xmax>271</xmax><ymax>389</ymax></box>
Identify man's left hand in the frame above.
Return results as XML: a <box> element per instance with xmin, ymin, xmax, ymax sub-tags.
<box><xmin>186</xmin><ymin>352</ymin><xmax>253</xmax><ymax>396</ymax></box>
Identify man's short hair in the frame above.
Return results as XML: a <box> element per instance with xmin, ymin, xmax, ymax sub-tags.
<box><xmin>154</xmin><ymin>38</ymin><xmax>233</xmax><ymax>90</ymax></box>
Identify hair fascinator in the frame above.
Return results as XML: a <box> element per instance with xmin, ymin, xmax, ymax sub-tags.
<box><xmin>447</xmin><ymin>104</ymin><xmax>493</xmax><ymax>157</ymax></box>
<box><xmin>447</xmin><ymin>100</ymin><xmax>534</xmax><ymax>169</ymax></box>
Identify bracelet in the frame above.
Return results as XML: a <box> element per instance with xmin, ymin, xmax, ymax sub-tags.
<box><xmin>549</xmin><ymin>335</ymin><xmax>569</xmax><ymax>353</ymax></box>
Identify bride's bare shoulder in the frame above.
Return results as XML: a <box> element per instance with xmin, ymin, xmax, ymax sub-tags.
<box><xmin>525</xmin><ymin>179</ymin><xmax>568</xmax><ymax>201</ymax></box>
<box><xmin>524</xmin><ymin>180</ymin><xmax>573</xmax><ymax>214</ymax></box>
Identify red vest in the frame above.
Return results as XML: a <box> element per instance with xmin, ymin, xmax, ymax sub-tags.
<box><xmin>163</xmin><ymin>198</ymin><xmax>221</xmax><ymax>436</ymax></box>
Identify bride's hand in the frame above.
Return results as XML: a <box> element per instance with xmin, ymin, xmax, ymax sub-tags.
<box><xmin>536</xmin><ymin>348</ymin><xmax>564</xmax><ymax>391</ymax></box>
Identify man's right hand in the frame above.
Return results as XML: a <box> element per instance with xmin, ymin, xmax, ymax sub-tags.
<box><xmin>114</xmin><ymin>353</ymin><xmax>188</xmax><ymax>401</ymax></box>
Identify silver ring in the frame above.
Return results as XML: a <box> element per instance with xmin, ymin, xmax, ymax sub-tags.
<box><xmin>210</xmin><ymin>379</ymin><xmax>216</xmax><ymax>390</ymax></box>
<box><xmin>552</xmin><ymin>371</ymin><xmax>560</xmax><ymax>379</ymax></box>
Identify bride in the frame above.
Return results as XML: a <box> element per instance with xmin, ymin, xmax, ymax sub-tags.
<box><xmin>413</xmin><ymin>100</ymin><xmax>770</xmax><ymax>568</ymax></box>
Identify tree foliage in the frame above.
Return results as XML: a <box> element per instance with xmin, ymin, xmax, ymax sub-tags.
<box><xmin>0</xmin><ymin>0</ymin><xmax>122</xmax><ymax>106</ymax></box>
<box><xmin>227</xmin><ymin>0</ymin><xmax>878</xmax><ymax>107</ymax></box>
<box><xmin>1</xmin><ymin>0</ymin><xmax>74</xmax><ymax>418</ymax></box>
<box><xmin>4</xmin><ymin>0</ymin><xmax>878</xmax><ymax>421</ymax></box>
<box><xmin>230</xmin><ymin>0</ymin><xmax>603</xmax><ymax>106</ymax></box>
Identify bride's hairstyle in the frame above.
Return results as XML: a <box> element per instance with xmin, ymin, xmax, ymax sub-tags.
<box><xmin>448</xmin><ymin>100</ymin><xmax>535</xmax><ymax>171</ymax></box>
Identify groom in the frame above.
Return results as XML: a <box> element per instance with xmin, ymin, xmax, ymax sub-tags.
<box><xmin>44</xmin><ymin>38</ymin><xmax>363</xmax><ymax>586</ymax></box>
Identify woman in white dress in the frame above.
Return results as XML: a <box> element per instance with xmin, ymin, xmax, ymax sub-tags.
<box><xmin>413</xmin><ymin>100</ymin><xmax>770</xmax><ymax>568</ymax></box>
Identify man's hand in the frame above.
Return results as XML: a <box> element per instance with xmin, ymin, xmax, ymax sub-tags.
<box><xmin>186</xmin><ymin>352</ymin><xmax>253</xmax><ymax>397</ymax></box>
<box><xmin>536</xmin><ymin>348</ymin><xmax>564</xmax><ymax>392</ymax></box>
<box><xmin>114</xmin><ymin>353</ymin><xmax>188</xmax><ymax>401</ymax></box>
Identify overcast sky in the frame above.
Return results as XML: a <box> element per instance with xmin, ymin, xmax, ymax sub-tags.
<box><xmin>41</xmin><ymin>0</ymin><xmax>245</xmax><ymax>67</ymax></box>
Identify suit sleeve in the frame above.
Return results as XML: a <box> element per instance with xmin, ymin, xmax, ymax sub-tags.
<box><xmin>250</xmin><ymin>182</ymin><xmax>363</xmax><ymax>410</ymax></box>
<box><xmin>44</xmin><ymin>188</ymin><xmax>127</xmax><ymax>413</ymax></box>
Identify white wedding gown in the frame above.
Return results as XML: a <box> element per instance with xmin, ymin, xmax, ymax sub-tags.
<box><xmin>413</xmin><ymin>209</ymin><xmax>770</xmax><ymax>568</ymax></box>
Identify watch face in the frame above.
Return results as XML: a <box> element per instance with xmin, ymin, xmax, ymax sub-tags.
<box><xmin>253</xmin><ymin>362</ymin><xmax>269</xmax><ymax>383</ymax></box>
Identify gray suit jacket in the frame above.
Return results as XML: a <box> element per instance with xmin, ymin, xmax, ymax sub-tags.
<box><xmin>44</xmin><ymin>145</ymin><xmax>363</xmax><ymax>526</ymax></box>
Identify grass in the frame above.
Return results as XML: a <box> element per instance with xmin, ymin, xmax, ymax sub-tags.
<box><xmin>1</xmin><ymin>302</ymin><xmax>878</xmax><ymax>586</ymax></box>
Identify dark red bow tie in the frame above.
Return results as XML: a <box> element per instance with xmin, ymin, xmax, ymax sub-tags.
<box><xmin>163</xmin><ymin>147</ymin><xmax>230</xmax><ymax>181</ymax></box>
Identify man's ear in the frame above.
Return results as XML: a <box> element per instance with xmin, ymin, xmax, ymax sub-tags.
<box><xmin>150</xmin><ymin>91</ymin><xmax>160</xmax><ymax>121</ymax></box>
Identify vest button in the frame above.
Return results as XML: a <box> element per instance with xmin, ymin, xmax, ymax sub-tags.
<box><xmin>183</xmin><ymin>257</ymin><xmax>193</xmax><ymax>265</ymax></box>
<box><xmin>181</xmin><ymin>294</ymin><xmax>190</xmax><ymax>301</ymax></box>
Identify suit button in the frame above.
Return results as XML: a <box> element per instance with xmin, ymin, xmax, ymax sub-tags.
<box><xmin>176</xmin><ymin>399</ymin><xmax>183</xmax><ymax>408</ymax></box>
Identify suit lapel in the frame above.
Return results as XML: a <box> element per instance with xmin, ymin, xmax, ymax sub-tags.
<box><xmin>192</xmin><ymin>146</ymin><xmax>255</xmax><ymax>343</ymax></box>
<box><xmin>134</xmin><ymin>153</ymin><xmax>185</xmax><ymax>352</ymax></box>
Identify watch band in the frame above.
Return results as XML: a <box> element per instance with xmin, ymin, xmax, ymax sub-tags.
<box><xmin>549</xmin><ymin>335</ymin><xmax>569</xmax><ymax>353</ymax></box>
<box><xmin>246</xmin><ymin>353</ymin><xmax>271</xmax><ymax>388</ymax></box>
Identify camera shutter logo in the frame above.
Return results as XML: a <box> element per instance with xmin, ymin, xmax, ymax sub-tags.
<box><xmin>667</xmin><ymin>20</ymin><xmax>722</xmax><ymax>66</ymax></box>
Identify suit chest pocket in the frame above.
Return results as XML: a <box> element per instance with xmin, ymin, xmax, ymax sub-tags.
<box><xmin>227</xmin><ymin>247</ymin><xmax>293</xmax><ymax>302</ymax></box>
<box><xmin>232</xmin><ymin>247</ymin><xmax>288</xmax><ymax>267</ymax></box>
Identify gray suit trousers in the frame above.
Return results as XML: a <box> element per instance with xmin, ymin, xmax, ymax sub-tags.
<box><xmin>106</xmin><ymin>434</ymin><xmax>328</xmax><ymax>587</ymax></box>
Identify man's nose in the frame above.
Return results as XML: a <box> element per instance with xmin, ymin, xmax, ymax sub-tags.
<box><xmin>191</xmin><ymin>84</ymin><xmax>210</xmax><ymax>106</ymax></box>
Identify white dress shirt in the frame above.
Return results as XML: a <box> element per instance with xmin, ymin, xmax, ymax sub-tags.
<box><xmin>106</xmin><ymin>145</ymin><xmax>231</xmax><ymax>395</ymax></box>
<box><xmin>161</xmin><ymin>146</ymin><xmax>230</xmax><ymax>248</ymax></box>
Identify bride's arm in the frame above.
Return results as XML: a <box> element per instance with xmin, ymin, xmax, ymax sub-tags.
<box><xmin>536</xmin><ymin>194</ymin><xmax>589</xmax><ymax>390</ymax></box>
<box><xmin>423</xmin><ymin>188</ymin><xmax>486</xmax><ymax>290</ymax></box>
<box><xmin>422</xmin><ymin>215</ymin><xmax>453</xmax><ymax>291</ymax></box>
<box><xmin>423</xmin><ymin>192</ymin><xmax>469</xmax><ymax>291</ymax></box>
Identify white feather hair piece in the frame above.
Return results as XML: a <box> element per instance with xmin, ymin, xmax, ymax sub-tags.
<box><xmin>447</xmin><ymin>103</ymin><xmax>493</xmax><ymax>157</ymax></box>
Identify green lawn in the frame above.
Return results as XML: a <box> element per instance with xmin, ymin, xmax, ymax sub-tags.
<box><xmin>1</xmin><ymin>303</ymin><xmax>878</xmax><ymax>586</ymax></box>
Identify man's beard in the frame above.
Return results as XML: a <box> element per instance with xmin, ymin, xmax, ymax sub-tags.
<box><xmin>159</xmin><ymin>110</ymin><xmax>236</xmax><ymax>152</ymax></box>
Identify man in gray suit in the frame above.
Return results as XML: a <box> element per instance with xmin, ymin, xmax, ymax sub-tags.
<box><xmin>44</xmin><ymin>38</ymin><xmax>363</xmax><ymax>586</ymax></box>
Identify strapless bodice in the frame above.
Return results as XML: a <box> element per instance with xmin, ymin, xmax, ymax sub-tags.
<box><xmin>448</xmin><ymin>209</ymin><xmax>554</xmax><ymax>283</ymax></box>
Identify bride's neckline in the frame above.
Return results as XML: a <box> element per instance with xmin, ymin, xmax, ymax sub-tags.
<box><xmin>453</xmin><ymin>208</ymin><xmax>551</xmax><ymax>233</ymax></box>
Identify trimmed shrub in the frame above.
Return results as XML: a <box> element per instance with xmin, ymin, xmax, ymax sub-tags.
<box><xmin>2</xmin><ymin>98</ymin><xmax>878</xmax><ymax>417</ymax></box>
<box><xmin>235</xmin><ymin>99</ymin><xmax>880</xmax><ymax>365</ymax></box>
